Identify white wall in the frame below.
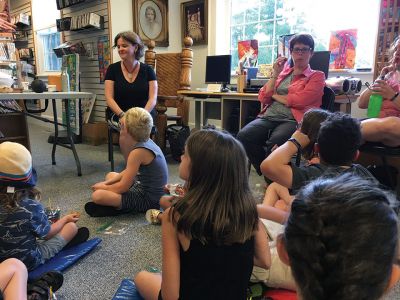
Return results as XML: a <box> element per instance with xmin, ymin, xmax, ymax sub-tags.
<box><xmin>31</xmin><ymin>0</ymin><xmax>60</xmax><ymax>30</ymax></box>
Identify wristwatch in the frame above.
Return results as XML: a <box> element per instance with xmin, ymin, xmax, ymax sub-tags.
<box><xmin>288</xmin><ymin>137</ymin><xmax>302</xmax><ymax>150</ymax></box>
<box><xmin>118</xmin><ymin>111</ymin><xmax>125</xmax><ymax>118</ymax></box>
<box><xmin>390</xmin><ymin>92</ymin><xmax>399</xmax><ymax>101</ymax></box>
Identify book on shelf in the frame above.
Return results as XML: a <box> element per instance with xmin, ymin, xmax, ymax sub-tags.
<box><xmin>0</xmin><ymin>100</ymin><xmax>22</xmax><ymax>114</ymax></box>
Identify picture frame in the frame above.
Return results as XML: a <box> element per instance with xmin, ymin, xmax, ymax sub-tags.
<box><xmin>133</xmin><ymin>0</ymin><xmax>169</xmax><ymax>47</ymax></box>
<box><xmin>181</xmin><ymin>0</ymin><xmax>207</xmax><ymax>45</ymax></box>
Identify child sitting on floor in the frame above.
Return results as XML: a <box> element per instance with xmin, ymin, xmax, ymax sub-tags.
<box><xmin>258</xmin><ymin>108</ymin><xmax>331</xmax><ymax>224</ymax></box>
<box><xmin>0</xmin><ymin>258</ymin><xmax>64</xmax><ymax>300</ymax></box>
<box><xmin>85</xmin><ymin>107</ymin><xmax>168</xmax><ymax>217</ymax></box>
<box><xmin>261</xmin><ymin>112</ymin><xmax>377</xmax><ymax>192</ymax></box>
<box><xmin>0</xmin><ymin>142</ymin><xmax>89</xmax><ymax>271</ymax></box>
<box><xmin>134</xmin><ymin>130</ymin><xmax>271</xmax><ymax>299</ymax></box>
<box><xmin>277</xmin><ymin>174</ymin><xmax>399</xmax><ymax>300</ymax></box>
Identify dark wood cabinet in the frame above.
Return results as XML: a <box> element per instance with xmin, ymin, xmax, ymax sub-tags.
<box><xmin>0</xmin><ymin>112</ymin><xmax>30</xmax><ymax>150</ymax></box>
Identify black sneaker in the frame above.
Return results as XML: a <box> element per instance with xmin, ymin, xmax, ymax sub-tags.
<box><xmin>64</xmin><ymin>227</ymin><xmax>90</xmax><ymax>249</ymax></box>
<box><xmin>84</xmin><ymin>202</ymin><xmax>124</xmax><ymax>217</ymax></box>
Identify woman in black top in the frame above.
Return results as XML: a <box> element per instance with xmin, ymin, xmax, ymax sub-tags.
<box><xmin>105</xmin><ymin>31</ymin><xmax>157</xmax><ymax>121</ymax></box>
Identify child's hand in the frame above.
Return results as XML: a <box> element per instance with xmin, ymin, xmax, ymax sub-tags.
<box><xmin>63</xmin><ymin>213</ymin><xmax>80</xmax><ymax>223</ymax></box>
<box><xmin>92</xmin><ymin>182</ymin><xmax>107</xmax><ymax>191</ymax></box>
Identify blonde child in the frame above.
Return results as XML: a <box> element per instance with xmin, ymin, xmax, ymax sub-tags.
<box><xmin>134</xmin><ymin>130</ymin><xmax>271</xmax><ymax>299</ymax></box>
<box><xmin>0</xmin><ymin>142</ymin><xmax>88</xmax><ymax>271</ymax></box>
<box><xmin>85</xmin><ymin>107</ymin><xmax>168</xmax><ymax>217</ymax></box>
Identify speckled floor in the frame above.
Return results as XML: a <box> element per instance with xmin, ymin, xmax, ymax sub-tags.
<box><xmin>28</xmin><ymin>122</ymin><xmax>264</xmax><ymax>300</ymax></box>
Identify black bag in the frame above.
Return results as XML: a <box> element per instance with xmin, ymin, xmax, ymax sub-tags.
<box><xmin>167</xmin><ymin>124</ymin><xmax>190</xmax><ymax>161</ymax></box>
<box><xmin>367</xmin><ymin>164</ymin><xmax>398</xmax><ymax>190</ymax></box>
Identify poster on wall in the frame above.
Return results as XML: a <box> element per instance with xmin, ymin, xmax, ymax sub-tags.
<box><xmin>329</xmin><ymin>29</ymin><xmax>357</xmax><ymax>70</ymax></box>
<box><xmin>238</xmin><ymin>39</ymin><xmax>258</xmax><ymax>68</ymax></box>
<box><xmin>62</xmin><ymin>54</ymin><xmax>80</xmax><ymax>135</ymax></box>
<box><xmin>97</xmin><ymin>36</ymin><xmax>110</xmax><ymax>83</ymax></box>
<box><xmin>0</xmin><ymin>0</ymin><xmax>13</xmax><ymax>34</ymax></box>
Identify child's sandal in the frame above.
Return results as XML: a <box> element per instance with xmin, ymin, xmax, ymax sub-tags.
<box><xmin>27</xmin><ymin>271</ymin><xmax>64</xmax><ymax>300</ymax></box>
<box><xmin>146</xmin><ymin>209</ymin><xmax>162</xmax><ymax>225</ymax></box>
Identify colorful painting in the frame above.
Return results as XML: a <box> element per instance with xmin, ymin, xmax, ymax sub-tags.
<box><xmin>97</xmin><ymin>36</ymin><xmax>111</xmax><ymax>83</ymax></box>
<box><xmin>277</xmin><ymin>34</ymin><xmax>295</xmax><ymax>58</ymax></box>
<box><xmin>238</xmin><ymin>39</ymin><xmax>258</xmax><ymax>68</ymax></box>
<box><xmin>329</xmin><ymin>29</ymin><xmax>357</xmax><ymax>70</ymax></box>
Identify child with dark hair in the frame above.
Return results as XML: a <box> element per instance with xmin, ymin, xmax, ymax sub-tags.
<box><xmin>276</xmin><ymin>174</ymin><xmax>399</xmax><ymax>300</ymax></box>
<box><xmin>0</xmin><ymin>142</ymin><xmax>89</xmax><ymax>271</ymax></box>
<box><xmin>134</xmin><ymin>130</ymin><xmax>271</xmax><ymax>300</ymax></box>
<box><xmin>261</xmin><ymin>112</ymin><xmax>376</xmax><ymax>191</ymax></box>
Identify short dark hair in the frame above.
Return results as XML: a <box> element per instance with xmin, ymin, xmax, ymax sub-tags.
<box><xmin>300</xmin><ymin>108</ymin><xmax>332</xmax><ymax>160</ymax></box>
<box><xmin>317</xmin><ymin>112</ymin><xmax>361</xmax><ymax>165</ymax></box>
<box><xmin>284</xmin><ymin>174</ymin><xmax>398</xmax><ymax>300</ymax></box>
<box><xmin>113</xmin><ymin>31</ymin><xmax>144</xmax><ymax>60</ymax></box>
<box><xmin>289</xmin><ymin>34</ymin><xmax>315</xmax><ymax>51</ymax></box>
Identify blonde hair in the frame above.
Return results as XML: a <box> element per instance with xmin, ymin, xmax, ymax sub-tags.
<box><xmin>124</xmin><ymin>107</ymin><xmax>153</xmax><ymax>142</ymax></box>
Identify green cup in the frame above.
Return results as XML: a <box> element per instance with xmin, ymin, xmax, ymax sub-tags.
<box><xmin>367</xmin><ymin>94</ymin><xmax>383</xmax><ymax>118</ymax></box>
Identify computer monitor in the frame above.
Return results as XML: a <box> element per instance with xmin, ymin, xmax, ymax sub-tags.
<box><xmin>205</xmin><ymin>55</ymin><xmax>232</xmax><ymax>92</ymax></box>
<box><xmin>309</xmin><ymin>51</ymin><xmax>331</xmax><ymax>79</ymax></box>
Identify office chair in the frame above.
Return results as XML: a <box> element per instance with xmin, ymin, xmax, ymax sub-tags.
<box><xmin>144</xmin><ymin>37</ymin><xmax>193</xmax><ymax>151</ymax></box>
<box><xmin>320</xmin><ymin>86</ymin><xmax>335</xmax><ymax>112</ymax></box>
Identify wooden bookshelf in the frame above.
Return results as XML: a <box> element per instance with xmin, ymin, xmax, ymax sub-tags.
<box><xmin>374</xmin><ymin>0</ymin><xmax>400</xmax><ymax>80</ymax></box>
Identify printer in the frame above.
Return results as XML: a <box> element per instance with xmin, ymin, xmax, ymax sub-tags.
<box><xmin>243</xmin><ymin>78</ymin><xmax>268</xmax><ymax>93</ymax></box>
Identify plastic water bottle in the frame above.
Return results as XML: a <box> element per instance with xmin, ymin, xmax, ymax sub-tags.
<box><xmin>61</xmin><ymin>67</ymin><xmax>70</xmax><ymax>92</ymax></box>
<box><xmin>367</xmin><ymin>94</ymin><xmax>383</xmax><ymax>118</ymax></box>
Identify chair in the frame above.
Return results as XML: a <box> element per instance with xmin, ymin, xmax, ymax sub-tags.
<box><xmin>359</xmin><ymin>142</ymin><xmax>400</xmax><ymax>190</ymax></box>
<box><xmin>321</xmin><ymin>86</ymin><xmax>335</xmax><ymax>112</ymax></box>
<box><xmin>144</xmin><ymin>37</ymin><xmax>193</xmax><ymax>151</ymax></box>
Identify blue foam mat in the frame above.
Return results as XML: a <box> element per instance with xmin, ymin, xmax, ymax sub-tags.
<box><xmin>112</xmin><ymin>279</ymin><xmax>144</xmax><ymax>300</ymax></box>
<box><xmin>28</xmin><ymin>238</ymin><xmax>102</xmax><ymax>281</ymax></box>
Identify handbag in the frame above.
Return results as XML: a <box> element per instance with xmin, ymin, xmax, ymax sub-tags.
<box><xmin>167</xmin><ymin>124</ymin><xmax>190</xmax><ymax>161</ymax></box>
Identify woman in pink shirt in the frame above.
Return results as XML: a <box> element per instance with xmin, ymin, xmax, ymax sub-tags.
<box><xmin>237</xmin><ymin>34</ymin><xmax>325</xmax><ymax>175</ymax></box>
<box><xmin>358</xmin><ymin>37</ymin><xmax>400</xmax><ymax>147</ymax></box>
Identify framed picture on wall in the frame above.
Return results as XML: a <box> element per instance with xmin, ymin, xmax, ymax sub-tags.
<box><xmin>133</xmin><ymin>0</ymin><xmax>169</xmax><ymax>47</ymax></box>
<box><xmin>181</xmin><ymin>0</ymin><xmax>207</xmax><ymax>45</ymax></box>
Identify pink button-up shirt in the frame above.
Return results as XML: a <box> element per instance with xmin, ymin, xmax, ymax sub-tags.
<box><xmin>380</xmin><ymin>73</ymin><xmax>400</xmax><ymax>118</ymax></box>
<box><xmin>258</xmin><ymin>64</ymin><xmax>325</xmax><ymax>122</ymax></box>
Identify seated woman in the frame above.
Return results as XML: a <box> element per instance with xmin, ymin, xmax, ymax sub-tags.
<box><xmin>105</xmin><ymin>31</ymin><xmax>158</xmax><ymax>159</ymax></box>
<box><xmin>277</xmin><ymin>174</ymin><xmax>400</xmax><ymax>300</ymax></box>
<box><xmin>358</xmin><ymin>37</ymin><xmax>400</xmax><ymax>147</ymax></box>
<box><xmin>237</xmin><ymin>34</ymin><xmax>325</xmax><ymax>175</ymax></box>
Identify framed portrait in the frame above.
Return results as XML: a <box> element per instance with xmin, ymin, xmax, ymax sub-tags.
<box><xmin>133</xmin><ymin>0</ymin><xmax>169</xmax><ymax>47</ymax></box>
<box><xmin>181</xmin><ymin>0</ymin><xmax>208</xmax><ymax>45</ymax></box>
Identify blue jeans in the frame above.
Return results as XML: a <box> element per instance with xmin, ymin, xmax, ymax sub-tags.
<box><xmin>237</xmin><ymin>117</ymin><xmax>297</xmax><ymax>175</ymax></box>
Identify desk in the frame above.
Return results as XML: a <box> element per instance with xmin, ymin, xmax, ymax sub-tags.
<box><xmin>0</xmin><ymin>92</ymin><xmax>94</xmax><ymax>176</ymax></box>
<box><xmin>178</xmin><ymin>91</ymin><xmax>359</xmax><ymax>132</ymax></box>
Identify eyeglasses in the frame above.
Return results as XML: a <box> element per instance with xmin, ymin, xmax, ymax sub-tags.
<box><xmin>292</xmin><ymin>47</ymin><xmax>311</xmax><ymax>54</ymax></box>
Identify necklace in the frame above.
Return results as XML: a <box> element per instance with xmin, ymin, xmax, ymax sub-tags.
<box><xmin>123</xmin><ymin>61</ymin><xmax>139</xmax><ymax>80</ymax></box>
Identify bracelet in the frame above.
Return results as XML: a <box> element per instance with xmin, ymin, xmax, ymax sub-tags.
<box><xmin>118</xmin><ymin>111</ymin><xmax>125</xmax><ymax>118</ymax></box>
<box><xmin>288</xmin><ymin>137</ymin><xmax>302</xmax><ymax>150</ymax></box>
<box><xmin>390</xmin><ymin>92</ymin><xmax>399</xmax><ymax>101</ymax></box>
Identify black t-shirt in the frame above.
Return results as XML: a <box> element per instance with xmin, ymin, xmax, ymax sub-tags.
<box><xmin>291</xmin><ymin>163</ymin><xmax>377</xmax><ymax>192</ymax></box>
<box><xmin>105</xmin><ymin>62</ymin><xmax>157</xmax><ymax>112</ymax></box>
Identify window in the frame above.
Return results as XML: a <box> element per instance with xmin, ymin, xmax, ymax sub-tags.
<box><xmin>36</xmin><ymin>27</ymin><xmax>61</xmax><ymax>73</ymax></box>
<box><xmin>230</xmin><ymin>0</ymin><xmax>380</xmax><ymax>72</ymax></box>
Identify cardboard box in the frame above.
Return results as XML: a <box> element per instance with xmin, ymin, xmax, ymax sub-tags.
<box><xmin>82</xmin><ymin>122</ymin><xmax>107</xmax><ymax>146</ymax></box>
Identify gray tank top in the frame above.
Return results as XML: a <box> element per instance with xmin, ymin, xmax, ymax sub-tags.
<box><xmin>133</xmin><ymin>139</ymin><xmax>168</xmax><ymax>204</ymax></box>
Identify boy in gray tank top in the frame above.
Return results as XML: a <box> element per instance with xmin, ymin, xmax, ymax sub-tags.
<box><xmin>85</xmin><ymin>107</ymin><xmax>168</xmax><ymax>217</ymax></box>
